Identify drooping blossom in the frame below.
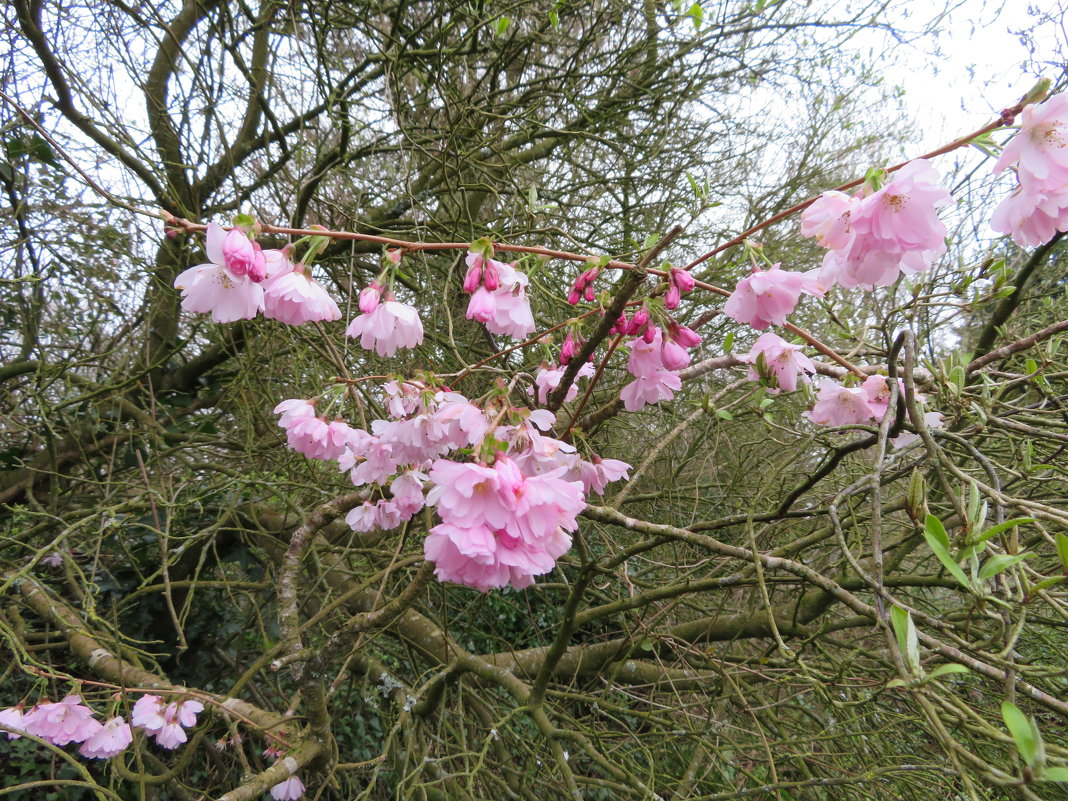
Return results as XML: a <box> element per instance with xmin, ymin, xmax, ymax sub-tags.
<box><xmin>79</xmin><ymin>716</ymin><xmax>133</xmax><ymax>759</ymax></box>
<box><xmin>359</xmin><ymin>282</ymin><xmax>383</xmax><ymax>314</ymax></box>
<box><xmin>153</xmin><ymin>700</ymin><xmax>205</xmax><ymax>750</ymax></box>
<box><xmin>740</xmin><ymin>332</ymin><xmax>815</xmax><ymax>394</ymax></box>
<box><xmin>22</xmin><ymin>695</ymin><xmax>101</xmax><ymax>746</ymax></box>
<box><xmin>132</xmin><ymin>695</ymin><xmax>203</xmax><ymax>749</ymax></box>
<box><xmin>273</xmin><ymin>400</ymin><xmax>354</xmax><ymax>461</ymax></box>
<box><xmin>464</xmin><ymin>259</ymin><xmax>536</xmax><ymax>339</ymax></box>
<box><xmin>174</xmin><ymin>222</ymin><xmax>266</xmax><ymax>323</ymax></box>
<box><xmin>270</xmin><ymin>775</ymin><xmax>306</xmax><ymax>801</ymax></box>
<box><xmin>806</xmin><ymin>381</ymin><xmax>877</xmax><ymax>427</ymax></box>
<box><xmin>560</xmin><ymin>332</ymin><xmax>581</xmax><ymax>364</ymax></box>
<box><xmin>573</xmin><ymin>455</ymin><xmax>631</xmax><ymax>496</ymax></box>
<box><xmin>860</xmin><ymin>374</ymin><xmax>904</xmax><ymax>422</ymax></box>
<box><xmin>619</xmin><ymin>371</ymin><xmax>683</xmax><ymax>412</ymax></box>
<box><xmin>346</xmin><ymin>296</ymin><xmax>424</xmax><ymax>357</ymax></box>
<box><xmin>665</xmin><ymin>267</ymin><xmax>695</xmax><ymax>310</ymax></box>
<box><xmin>723</xmin><ymin>263</ymin><xmax>821</xmax><ymax>330</ymax></box>
<box><xmin>810</xmin><ymin>160</ymin><xmax>954</xmax><ymax>289</ymax></box>
<box><xmin>530</xmin><ymin>362</ymin><xmax>596</xmax><ymax>405</ymax></box>
<box><xmin>423</xmin><ymin>454</ymin><xmax>586</xmax><ymax>591</ymax></box>
<box><xmin>990</xmin><ymin>94</ymin><xmax>1068</xmax><ymax>247</ymax></box>
<box><xmin>990</xmin><ymin>184</ymin><xmax>1068</xmax><ymax>247</ymax></box>
<box><xmin>263</xmin><ymin>261</ymin><xmax>342</xmax><ymax>325</ymax></box>
<box><xmin>0</xmin><ymin>705</ymin><xmax>26</xmax><ymax>739</ymax></box>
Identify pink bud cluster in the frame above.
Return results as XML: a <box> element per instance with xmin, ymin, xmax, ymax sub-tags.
<box><xmin>464</xmin><ymin>251</ymin><xmax>537</xmax><ymax>339</ymax></box>
<box><xmin>1</xmin><ymin>695</ymin><xmax>132</xmax><ymax>759</ymax></box>
<box><xmin>619</xmin><ymin>325</ymin><xmax>701</xmax><ymax>412</ymax></box>
<box><xmin>991</xmin><ymin>94</ymin><xmax>1068</xmax><ymax>246</ymax></box>
<box><xmin>801</xmin><ymin>159</ymin><xmax>954</xmax><ymax>289</ymax></box>
<box><xmin>567</xmin><ymin>266</ymin><xmax>600</xmax><ymax>304</ymax></box>
<box><xmin>664</xmin><ymin>267</ymin><xmax>695</xmax><ymax>310</ymax></box>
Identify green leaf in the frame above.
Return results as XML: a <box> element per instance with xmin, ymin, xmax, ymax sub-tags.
<box><xmin>1056</xmin><ymin>533</ymin><xmax>1068</xmax><ymax>572</ymax></box>
<box><xmin>548</xmin><ymin>8</ymin><xmax>559</xmax><ymax>27</ymax></box>
<box><xmin>495</xmin><ymin>16</ymin><xmax>510</xmax><ymax>35</ymax></box>
<box><xmin>686</xmin><ymin>2</ymin><xmax>703</xmax><ymax>29</ymax></box>
<box><xmin>1002</xmin><ymin>702</ymin><xmax>1038</xmax><ymax>767</ymax></box>
<box><xmin>723</xmin><ymin>331</ymin><xmax>734</xmax><ymax>353</ymax></box>
<box><xmin>891</xmin><ymin>606</ymin><xmax>920</xmax><ymax>675</ymax></box>
<box><xmin>923</xmin><ymin>516</ymin><xmax>972</xmax><ymax>591</ymax></box>
<box><xmin>1042</xmin><ymin>767</ymin><xmax>1068</xmax><ymax>782</ymax></box>
<box><xmin>972</xmin><ymin>517</ymin><xmax>1035</xmax><ymax>545</ymax></box>
<box><xmin>924</xmin><ymin>663</ymin><xmax>969</xmax><ymax>681</ymax></box>
<box><xmin>1033</xmin><ymin>576</ymin><xmax>1065</xmax><ymax>592</ymax></box>
<box><xmin>978</xmin><ymin>552</ymin><xmax>1031</xmax><ymax>582</ymax></box>
<box><xmin>715</xmin><ymin>409</ymin><xmax>733</xmax><ymax>420</ymax></box>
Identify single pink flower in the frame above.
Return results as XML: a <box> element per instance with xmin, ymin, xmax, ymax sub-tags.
<box><xmin>740</xmin><ymin>332</ymin><xmax>815</xmax><ymax>394</ymax></box>
<box><xmin>994</xmin><ymin>93</ymin><xmax>1068</xmax><ymax>183</ymax></box>
<box><xmin>263</xmin><ymin>262</ymin><xmax>342</xmax><ymax>325</ymax></box>
<box><xmin>466</xmin><ymin>287</ymin><xmax>496</xmax><ymax>322</ymax></box>
<box><xmin>271</xmin><ymin>776</ymin><xmax>306</xmax><ymax>801</ymax></box>
<box><xmin>79</xmin><ymin>716</ymin><xmax>133</xmax><ymax>759</ymax></box>
<box><xmin>807</xmin><ymin>381</ymin><xmax>877</xmax><ymax>426</ymax></box>
<box><xmin>990</xmin><ymin>182</ymin><xmax>1068</xmax><ymax>247</ymax></box>
<box><xmin>0</xmin><ymin>705</ymin><xmax>26</xmax><ymax>739</ymax></box>
<box><xmin>174</xmin><ymin>227</ymin><xmax>266</xmax><ymax>323</ymax></box>
<box><xmin>619</xmin><ymin>370</ymin><xmax>683</xmax><ymax>412</ymax></box>
<box><xmin>575</xmin><ymin>456</ymin><xmax>631</xmax><ymax>496</ymax></box>
<box><xmin>131</xmin><ymin>694</ymin><xmax>167</xmax><ymax>732</ymax></box>
<box><xmin>346</xmin><ymin>300</ymin><xmax>424</xmax><ymax>357</ymax></box>
<box><xmin>801</xmin><ymin>191</ymin><xmax>858</xmax><ymax>250</ymax></box>
<box><xmin>723</xmin><ymin>263</ymin><xmax>811</xmax><ymax>330</ymax></box>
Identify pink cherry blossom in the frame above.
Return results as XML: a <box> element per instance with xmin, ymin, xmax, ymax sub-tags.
<box><xmin>153</xmin><ymin>699</ymin><xmax>204</xmax><ymax>750</ymax></box>
<box><xmin>274</xmin><ymin>401</ymin><xmax>354</xmax><ymax>461</ymax></box>
<box><xmin>174</xmin><ymin>225</ymin><xmax>266</xmax><ymax>323</ymax></box>
<box><xmin>263</xmin><ymin>261</ymin><xmax>342</xmax><ymax>325</ymax></box>
<box><xmin>667</xmin><ymin>321</ymin><xmax>702</xmax><ymax>349</ymax></box>
<box><xmin>806</xmin><ymin>381</ymin><xmax>877</xmax><ymax>427</ymax></box>
<box><xmin>994</xmin><ymin>93</ymin><xmax>1068</xmax><ymax>184</ymax></box>
<box><xmin>575</xmin><ymin>456</ymin><xmax>631</xmax><ymax>496</ymax></box>
<box><xmin>22</xmin><ymin>695</ymin><xmax>101</xmax><ymax>746</ymax></box>
<box><xmin>860</xmin><ymin>374</ymin><xmax>903</xmax><ymax>421</ymax></box>
<box><xmin>221</xmin><ymin>227</ymin><xmax>267</xmax><ymax>282</ymax></box>
<box><xmin>660</xmin><ymin>338</ymin><xmax>690</xmax><ymax>371</ymax></box>
<box><xmin>271</xmin><ymin>775</ymin><xmax>306</xmax><ymax>801</ymax></box>
<box><xmin>79</xmin><ymin>716</ymin><xmax>133</xmax><ymax>759</ymax></box>
<box><xmin>345</xmin><ymin>501</ymin><xmax>379</xmax><ymax>532</ymax></box>
<box><xmin>0</xmin><ymin>705</ymin><xmax>26</xmax><ymax>739</ymax></box>
<box><xmin>359</xmin><ymin>282</ymin><xmax>382</xmax><ymax>314</ymax></box>
<box><xmin>531</xmin><ymin>362</ymin><xmax>595</xmax><ymax>405</ymax></box>
<box><xmin>723</xmin><ymin>263</ymin><xmax>813</xmax><ymax>330</ymax></box>
<box><xmin>484</xmin><ymin>262</ymin><xmax>536</xmax><ymax>339</ymax></box>
<box><xmin>346</xmin><ymin>299</ymin><xmax>424</xmax><ymax>357</ymax></box>
<box><xmin>814</xmin><ymin>160</ymin><xmax>953</xmax><ymax>289</ymax></box>
<box><xmin>466</xmin><ymin>287</ymin><xmax>496</xmax><ymax>322</ymax></box>
<box><xmin>740</xmin><ymin>332</ymin><xmax>815</xmax><ymax>394</ymax></box>
<box><xmin>990</xmin><ymin>182</ymin><xmax>1068</xmax><ymax>247</ymax></box>
<box><xmin>131</xmin><ymin>694</ymin><xmax>167</xmax><ymax>732</ymax></box>
<box><xmin>801</xmin><ymin>190</ymin><xmax>858</xmax><ymax>250</ymax></box>
<box><xmin>619</xmin><ymin>370</ymin><xmax>683</xmax><ymax>412</ymax></box>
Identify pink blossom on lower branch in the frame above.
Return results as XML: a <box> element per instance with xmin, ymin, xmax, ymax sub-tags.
<box><xmin>619</xmin><ymin>370</ymin><xmax>682</xmax><ymax>412</ymax></box>
<box><xmin>723</xmin><ymin>263</ymin><xmax>819</xmax><ymax>330</ymax></box>
<box><xmin>271</xmin><ymin>775</ymin><xmax>306</xmax><ymax>801</ymax></box>
<box><xmin>22</xmin><ymin>695</ymin><xmax>102</xmax><ymax>746</ymax></box>
<box><xmin>0</xmin><ymin>705</ymin><xmax>26</xmax><ymax>739</ymax></box>
<box><xmin>806</xmin><ymin>381</ymin><xmax>877</xmax><ymax>426</ymax></box>
<box><xmin>79</xmin><ymin>716</ymin><xmax>133</xmax><ymax>759</ymax></box>
<box><xmin>346</xmin><ymin>299</ymin><xmax>424</xmax><ymax>357</ymax></box>
<box><xmin>740</xmin><ymin>332</ymin><xmax>815</xmax><ymax>394</ymax></box>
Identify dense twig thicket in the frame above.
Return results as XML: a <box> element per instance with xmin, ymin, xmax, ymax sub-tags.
<box><xmin>2</xmin><ymin>1</ymin><xmax>1067</xmax><ymax>800</ymax></box>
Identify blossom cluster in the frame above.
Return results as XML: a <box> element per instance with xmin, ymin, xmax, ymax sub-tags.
<box><xmin>0</xmin><ymin>692</ymin><xmax>202</xmax><ymax>759</ymax></box>
<box><xmin>991</xmin><ymin>93</ymin><xmax>1068</xmax><ymax>246</ymax></box>
<box><xmin>274</xmin><ymin>377</ymin><xmax>630</xmax><ymax>591</ymax></box>
<box><xmin>2</xmin><ymin>692</ymin><xmax>304</xmax><ymax>797</ymax></box>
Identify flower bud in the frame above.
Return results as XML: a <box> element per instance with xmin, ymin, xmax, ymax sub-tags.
<box><xmin>664</xmin><ymin>282</ymin><xmax>681</xmax><ymax>310</ymax></box>
<box><xmin>671</xmin><ymin>267</ymin><xmax>695</xmax><ymax>293</ymax></box>
<box><xmin>222</xmin><ymin>228</ymin><xmax>256</xmax><ymax>277</ymax></box>
<box><xmin>627</xmin><ymin>307</ymin><xmax>649</xmax><ymax>336</ymax></box>
<box><xmin>642</xmin><ymin>323</ymin><xmax>658</xmax><ymax>344</ymax></box>
<box><xmin>462</xmin><ymin>264</ymin><xmax>483</xmax><ymax>293</ymax></box>
<box><xmin>483</xmin><ymin>260</ymin><xmax>500</xmax><ymax>292</ymax></box>
<box><xmin>669</xmin><ymin>322</ymin><xmax>702</xmax><ymax>349</ymax></box>
<box><xmin>359</xmin><ymin>283</ymin><xmax>382</xmax><ymax>314</ymax></box>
